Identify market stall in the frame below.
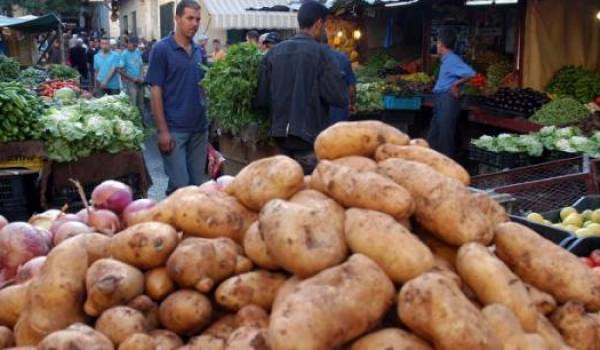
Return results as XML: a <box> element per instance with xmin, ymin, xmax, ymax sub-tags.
<box><xmin>0</xmin><ymin>14</ymin><xmax>63</xmax><ymax>66</ymax></box>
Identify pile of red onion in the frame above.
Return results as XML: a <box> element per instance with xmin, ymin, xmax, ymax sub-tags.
<box><xmin>0</xmin><ymin>222</ymin><xmax>51</xmax><ymax>287</ymax></box>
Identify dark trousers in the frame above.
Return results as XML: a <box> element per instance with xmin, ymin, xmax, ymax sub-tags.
<box><xmin>274</xmin><ymin>136</ymin><xmax>317</xmax><ymax>174</ymax></box>
<box><xmin>427</xmin><ymin>92</ymin><xmax>462</xmax><ymax>157</ymax></box>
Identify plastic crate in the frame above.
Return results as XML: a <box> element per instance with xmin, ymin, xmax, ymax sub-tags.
<box><xmin>0</xmin><ymin>171</ymin><xmax>40</xmax><ymax>221</ymax></box>
<box><xmin>383</xmin><ymin>96</ymin><xmax>422</xmax><ymax>110</ymax></box>
<box><xmin>565</xmin><ymin>237</ymin><xmax>600</xmax><ymax>257</ymax></box>
<box><xmin>468</xmin><ymin>145</ymin><xmax>539</xmax><ymax>169</ymax></box>
<box><xmin>510</xmin><ymin>215</ymin><xmax>573</xmax><ymax>244</ymax></box>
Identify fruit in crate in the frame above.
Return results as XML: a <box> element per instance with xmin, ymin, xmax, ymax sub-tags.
<box><xmin>527</xmin><ymin>207</ymin><xmax>600</xmax><ymax>237</ymax></box>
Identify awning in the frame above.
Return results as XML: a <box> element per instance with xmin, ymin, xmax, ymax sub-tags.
<box><xmin>0</xmin><ymin>14</ymin><xmax>62</xmax><ymax>33</ymax></box>
<box><xmin>203</xmin><ymin>0</ymin><xmax>298</xmax><ymax>29</ymax></box>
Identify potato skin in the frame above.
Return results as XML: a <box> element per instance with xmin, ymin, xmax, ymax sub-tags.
<box><xmin>159</xmin><ymin>290</ymin><xmax>212</xmax><ymax>336</ymax></box>
<box><xmin>331</xmin><ymin>156</ymin><xmax>377</xmax><ymax>172</ymax></box>
<box><xmin>494</xmin><ymin>222</ymin><xmax>600</xmax><ymax>311</ymax></box>
<box><xmin>259</xmin><ymin>196</ymin><xmax>347</xmax><ymax>277</ymax></box>
<box><xmin>482</xmin><ymin>304</ymin><xmax>524</xmax><ymax>341</ymax></box>
<box><xmin>127</xmin><ymin>295</ymin><xmax>160</xmax><ymax>330</ymax></box>
<box><xmin>535</xmin><ymin>314</ymin><xmax>568</xmax><ymax>350</ymax></box>
<box><xmin>0</xmin><ymin>283</ymin><xmax>28</xmax><ymax>328</ymax></box>
<box><xmin>398</xmin><ymin>272</ymin><xmax>501</xmax><ymax>350</ymax></box>
<box><xmin>0</xmin><ymin>326</ymin><xmax>14</xmax><ymax>349</ymax></box>
<box><xmin>549</xmin><ymin>301</ymin><xmax>600</xmax><ymax>350</ymax></box>
<box><xmin>118</xmin><ymin>333</ymin><xmax>154</xmax><ymax>350</ymax></box>
<box><xmin>148</xmin><ymin>329</ymin><xmax>183</xmax><ymax>350</ymax></box>
<box><xmin>344</xmin><ymin>208</ymin><xmax>434</xmax><ymax>283</ymax></box>
<box><xmin>225</xmin><ymin>326</ymin><xmax>269</xmax><ymax>350</ymax></box>
<box><xmin>314</xmin><ymin>120</ymin><xmax>409</xmax><ymax>159</ymax></box>
<box><xmin>95</xmin><ymin>306</ymin><xmax>148</xmax><ymax>346</ymax></box>
<box><xmin>215</xmin><ymin>271</ymin><xmax>287</xmax><ymax>311</ymax></box>
<box><xmin>349</xmin><ymin>328</ymin><xmax>433</xmax><ymax>350</ymax></box>
<box><xmin>145</xmin><ymin>267</ymin><xmax>175</xmax><ymax>301</ymax></box>
<box><xmin>235</xmin><ymin>305</ymin><xmax>270</xmax><ymax>329</ymax></box>
<box><xmin>375</xmin><ymin>144</ymin><xmax>470</xmax><ymax>185</ymax></box>
<box><xmin>310</xmin><ymin>160</ymin><xmax>414</xmax><ymax>220</ymax></box>
<box><xmin>456</xmin><ymin>243</ymin><xmax>538</xmax><ymax>331</ymax></box>
<box><xmin>525</xmin><ymin>283</ymin><xmax>557</xmax><ymax>315</ymax></box>
<box><xmin>377</xmin><ymin>159</ymin><xmax>493</xmax><ymax>245</ymax></box>
<box><xmin>242</xmin><ymin>222</ymin><xmax>279</xmax><ymax>270</ymax></box>
<box><xmin>185</xmin><ymin>335</ymin><xmax>225</xmax><ymax>350</ymax></box>
<box><xmin>38</xmin><ymin>323</ymin><xmax>114</xmax><ymax>350</ymax></box>
<box><xmin>84</xmin><ymin>259</ymin><xmax>144</xmax><ymax>317</ymax></box>
<box><xmin>166</xmin><ymin>237</ymin><xmax>252</xmax><ymax>293</ymax></box>
<box><xmin>504</xmin><ymin>334</ymin><xmax>549</xmax><ymax>350</ymax></box>
<box><xmin>269</xmin><ymin>254</ymin><xmax>395</xmax><ymax>350</ymax></box>
<box><xmin>72</xmin><ymin>233</ymin><xmax>111</xmax><ymax>263</ymax></box>
<box><xmin>225</xmin><ymin>155</ymin><xmax>304</xmax><ymax>211</ymax></box>
<box><xmin>109</xmin><ymin>222</ymin><xmax>178</xmax><ymax>270</ymax></box>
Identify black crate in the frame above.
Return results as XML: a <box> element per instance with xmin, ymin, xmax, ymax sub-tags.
<box><xmin>48</xmin><ymin>173</ymin><xmax>144</xmax><ymax>212</ymax></box>
<box><xmin>0</xmin><ymin>171</ymin><xmax>40</xmax><ymax>221</ymax></box>
<box><xmin>566</xmin><ymin>237</ymin><xmax>600</xmax><ymax>257</ymax></box>
<box><xmin>468</xmin><ymin>145</ymin><xmax>539</xmax><ymax>170</ymax></box>
<box><xmin>510</xmin><ymin>215</ymin><xmax>573</xmax><ymax>245</ymax></box>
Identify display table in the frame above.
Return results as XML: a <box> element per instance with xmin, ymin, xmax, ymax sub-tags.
<box><xmin>468</xmin><ymin>108</ymin><xmax>543</xmax><ymax>133</ymax></box>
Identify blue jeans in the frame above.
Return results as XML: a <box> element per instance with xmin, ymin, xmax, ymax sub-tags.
<box><xmin>427</xmin><ymin>92</ymin><xmax>462</xmax><ymax>157</ymax></box>
<box><xmin>161</xmin><ymin>131</ymin><xmax>209</xmax><ymax>195</ymax></box>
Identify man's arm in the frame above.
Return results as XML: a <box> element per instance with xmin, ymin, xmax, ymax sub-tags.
<box><xmin>451</xmin><ymin>60</ymin><xmax>476</xmax><ymax>98</ymax></box>
<box><xmin>319</xmin><ymin>49</ymin><xmax>349</xmax><ymax>108</ymax></box>
<box><xmin>151</xmin><ymin>85</ymin><xmax>173</xmax><ymax>153</ymax></box>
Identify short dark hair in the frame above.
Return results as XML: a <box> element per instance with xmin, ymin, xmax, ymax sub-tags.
<box><xmin>213</xmin><ymin>39</ymin><xmax>221</xmax><ymax>44</ymax></box>
<box><xmin>438</xmin><ymin>28</ymin><xmax>457</xmax><ymax>50</ymax></box>
<box><xmin>176</xmin><ymin>0</ymin><xmax>201</xmax><ymax>16</ymax></box>
<box><xmin>247</xmin><ymin>30</ymin><xmax>259</xmax><ymax>40</ymax></box>
<box><xmin>298</xmin><ymin>1</ymin><xmax>328</xmax><ymax>29</ymax></box>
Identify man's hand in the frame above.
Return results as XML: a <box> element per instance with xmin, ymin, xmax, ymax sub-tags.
<box><xmin>451</xmin><ymin>83</ymin><xmax>461</xmax><ymax>98</ymax></box>
<box><xmin>349</xmin><ymin>104</ymin><xmax>357</xmax><ymax>114</ymax></box>
<box><xmin>158</xmin><ymin>130</ymin><xmax>175</xmax><ymax>154</ymax></box>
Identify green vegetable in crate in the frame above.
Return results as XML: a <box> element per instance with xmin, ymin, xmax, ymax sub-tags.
<box><xmin>0</xmin><ymin>55</ymin><xmax>20</xmax><ymax>82</ymax></box>
<box><xmin>547</xmin><ymin>66</ymin><xmax>600</xmax><ymax>103</ymax></box>
<box><xmin>0</xmin><ymin>81</ymin><xmax>46</xmax><ymax>142</ymax></box>
<box><xmin>47</xmin><ymin>64</ymin><xmax>80</xmax><ymax>80</ymax></box>
<box><xmin>530</xmin><ymin>97</ymin><xmax>590</xmax><ymax>126</ymax></box>
<box><xmin>356</xmin><ymin>81</ymin><xmax>385</xmax><ymax>113</ymax></box>
<box><xmin>18</xmin><ymin>67</ymin><xmax>48</xmax><ymax>87</ymax></box>
<box><xmin>53</xmin><ymin>87</ymin><xmax>78</xmax><ymax>105</ymax></box>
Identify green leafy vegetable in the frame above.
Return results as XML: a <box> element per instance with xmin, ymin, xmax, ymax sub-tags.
<box><xmin>0</xmin><ymin>81</ymin><xmax>46</xmax><ymax>142</ymax></box>
<box><xmin>47</xmin><ymin>64</ymin><xmax>80</xmax><ymax>80</ymax></box>
<box><xmin>356</xmin><ymin>81</ymin><xmax>385</xmax><ymax>113</ymax></box>
<box><xmin>546</xmin><ymin>66</ymin><xmax>600</xmax><ymax>103</ymax></box>
<box><xmin>486</xmin><ymin>61</ymin><xmax>512</xmax><ymax>88</ymax></box>
<box><xmin>0</xmin><ymin>55</ymin><xmax>20</xmax><ymax>82</ymax></box>
<box><xmin>530</xmin><ymin>97</ymin><xmax>590</xmax><ymax>126</ymax></box>
<box><xmin>18</xmin><ymin>66</ymin><xmax>48</xmax><ymax>87</ymax></box>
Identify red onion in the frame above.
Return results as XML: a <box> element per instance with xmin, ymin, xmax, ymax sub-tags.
<box><xmin>216</xmin><ymin>175</ymin><xmax>235</xmax><ymax>191</ymax></box>
<box><xmin>37</xmin><ymin>229</ymin><xmax>53</xmax><ymax>249</ymax></box>
<box><xmin>16</xmin><ymin>256</ymin><xmax>46</xmax><ymax>284</ymax></box>
<box><xmin>76</xmin><ymin>208</ymin><xmax>89</xmax><ymax>224</ymax></box>
<box><xmin>0</xmin><ymin>222</ymin><xmax>50</xmax><ymax>279</ymax></box>
<box><xmin>88</xmin><ymin>209</ymin><xmax>121</xmax><ymax>236</ymax></box>
<box><xmin>53</xmin><ymin>221</ymin><xmax>94</xmax><ymax>246</ymax></box>
<box><xmin>122</xmin><ymin>198</ymin><xmax>156</xmax><ymax>227</ymax></box>
<box><xmin>0</xmin><ymin>215</ymin><xmax>7</xmax><ymax>230</ymax></box>
<box><xmin>49</xmin><ymin>213</ymin><xmax>83</xmax><ymax>236</ymax></box>
<box><xmin>92</xmin><ymin>180</ymin><xmax>133</xmax><ymax>214</ymax></box>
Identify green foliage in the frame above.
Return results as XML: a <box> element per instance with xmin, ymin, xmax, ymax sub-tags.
<box><xmin>547</xmin><ymin>66</ymin><xmax>600</xmax><ymax>103</ymax></box>
<box><xmin>356</xmin><ymin>81</ymin><xmax>385</xmax><ymax>113</ymax></box>
<box><xmin>18</xmin><ymin>66</ymin><xmax>48</xmax><ymax>88</ymax></box>
<box><xmin>486</xmin><ymin>61</ymin><xmax>512</xmax><ymax>88</ymax></box>
<box><xmin>0</xmin><ymin>0</ymin><xmax>80</xmax><ymax>17</ymax></box>
<box><xmin>201</xmin><ymin>43</ymin><xmax>269</xmax><ymax>143</ymax></box>
<box><xmin>47</xmin><ymin>64</ymin><xmax>80</xmax><ymax>80</ymax></box>
<box><xmin>530</xmin><ymin>97</ymin><xmax>590</xmax><ymax>126</ymax></box>
<box><xmin>0</xmin><ymin>81</ymin><xmax>46</xmax><ymax>142</ymax></box>
<box><xmin>0</xmin><ymin>55</ymin><xmax>20</xmax><ymax>82</ymax></box>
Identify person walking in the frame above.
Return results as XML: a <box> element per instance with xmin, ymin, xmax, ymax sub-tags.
<box><xmin>46</xmin><ymin>40</ymin><xmax>63</xmax><ymax>64</ymax></box>
<box><xmin>146</xmin><ymin>0</ymin><xmax>208</xmax><ymax>195</ymax></box>
<box><xmin>119</xmin><ymin>37</ymin><xmax>144</xmax><ymax>112</ymax></box>
<box><xmin>256</xmin><ymin>0</ymin><xmax>347</xmax><ymax>173</ymax></box>
<box><xmin>87</xmin><ymin>39</ymin><xmax>99</xmax><ymax>89</ymax></box>
<box><xmin>328</xmin><ymin>48</ymin><xmax>356</xmax><ymax>124</ymax></box>
<box><xmin>94</xmin><ymin>38</ymin><xmax>122</xmax><ymax>96</ymax></box>
<box><xmin>69</xmin><ymin>39</ymin><xmax>88</xmax><ymax>85</ymax></box>
<box><xmin>427</xmin><ymin>28</ymin><xmax>475</xmax><ymax>157</ymax></box>
<box><xmin>211</xmin><ymin>39</ymin><xmax>226</xmax><ymax>61</ymax></box>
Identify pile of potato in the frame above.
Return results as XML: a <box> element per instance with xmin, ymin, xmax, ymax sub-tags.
<box><xmin>1</xmin><ymin>120</ymin><xmax>600</xmax><ymax>350</ymax></box>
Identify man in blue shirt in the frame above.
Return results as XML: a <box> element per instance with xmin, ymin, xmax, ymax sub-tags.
<box><xmin>146</xmin><ymin>0</ymin><xmax>208</xmax><ymax>195</ymax></box>
<box><xmin>119</xmin><ymin>37</ymin><xmax>144</xmax><ymax>113</ymax></box>
<box><xmin>94</xmin><ymin>38</ymin><xmax>122</xmax><ymax>96</ymax></box>
<box><xmin>428</xmin><ymin>29</ymin><xmax>475</xmax><ymax>157</ymax></box>
<box><xmin>329</xmin><ymin>49</ymin><xmax>356</xmax><ymax>124</ymax></box>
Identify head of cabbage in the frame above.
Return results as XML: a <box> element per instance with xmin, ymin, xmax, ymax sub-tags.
<box><xmin>54</xmin><ymin>87</ymin><xmax>78</xmax><ymax>105</ymax></box>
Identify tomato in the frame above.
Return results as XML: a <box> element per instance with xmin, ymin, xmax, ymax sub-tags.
<box><xmin>590</xmin><ymin>249</ymin><xmax>600</xmax><ymax>266</ymax></box>
<box><xmin>580</xmin><ymin>257</ymin><xmax>595</xmax><ymax>268</ymax></box>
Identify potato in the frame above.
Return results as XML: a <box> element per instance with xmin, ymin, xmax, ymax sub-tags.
<box><xmin>377</xmin><ymin>159</ymin><xmax>493</xmax><ymax>245</ymax></box>
<box><xmin>471</xmin><ymin>192</ymin><xmax>509</xmax><ymax>226</ymax></box>
<box><xmin>215</xmin><ymin>271</ymin><xmax>287</xmax><ymax>311</ymax></box>
<box><xmin>398</xmin><ymin>272</ymin><xmax>501</xmax><ymax>350</ymax></box>
<box><xmin>314</xmin><ymin>120</ymin><xmax>409</xmax><ymax>159</ymax></box>
<box><xmin>108</xmin><ymin>222</ymin><xmax>178</xmax><ymax>270</ymax></box>
<box><xmin>159</xmin><ymin>289</ymin><xmax>212</xmax><ymax>336</ymax></box>
<box><xmin>536</xmin><ymin>314</ymin><xmax>568</xmax><ymax>350</ymax></box>
<box><xmin>148</xmin><ymin>329</ymin><xmax>183</xmax><ymax>350</ymax></box>
<box><xmin>127</xmin><ymin>295</ymin><xmax>160</xmax><ymax>330</ymax></box>
<box><xmin>418</xmin><ymin>230</ymin><xmax>457</xmax><ymax>267</ymax></box>
<box><xmin>95</xmin><ymin>306</ymin><xmax>149</xmax><ymax>346</ymax></box>
<box><xmin>494</xmin><ymin>222</ymin><xmax>600</xmax><ymax>311</ymax></box>
<box><xmin>375</xmin><ymin>144</ymin><xmax>470</xmax><ymax>185</ymax></box>
<box><xmin>482</xmin><ymin>304</ymin><xmax>524</xmax><ymax>341</ymax></box>
<box><xmin>526</xmin><ymin>283</ymin><xmax>557</xmax><ymax>315</ymax></box>
<box><xmin>331</xmin><ymin>156</ymin><xmax>377</xmax><ymax>172</ymax></box>
<box><xmin>409</xmin><ymin>138</ymin><xmax>429</xmax><ymax>147</ymax></box>
<box><xmin>456</xmin><ymin>243</ymin><xmax>538</xmax><ymax>331</ymax></box>
<box><xmin>204</xmin><ymin>315</ymin><xmax>237</xmax><ymax>340</ymax></box>
<box><xmin>225</xmin><ymin>327</ymin><xmax>269</xmax><ymax>350</ymax></box>
<box><xmin>269</xmin><ymin>254</ymin><xmax>395</xmax><ymax>350</ymax></box>
<box><xmin>84</xmin><ymin>259</ymin><xmax>144</xmax><ymax>316</ymax></box>
<box><xmin>550</xmin><ymin>301</ymin><xmax>600</xmax><ymax>350</ymax></box>
<box><xmin>242</xmin><ymin>222</ymin><xmax>279</xmax><ymax>270</ymax></box>
<box><xmin>349</xmin><ymin>328</ymin><xmax>432</xmax><ymax>350</ymax></box>
<box><xmin>225</xmin><ymin>155</ymin><xmax>304</xmax><ymax>211</ymax></box>
<box><xmin>0</xmin><ymin>326</ymin><xmax>14</xmax><ymax>349</ymax></box>
<box><xmin>0</xmin><ymin>283</ymin><xmax>28</xmax><ymax>327</ymax></box>
<box><xmin>272</xmin><ymin>276</ymin><xmax>301</xmax><ymax>311</ymax></box>
<box><xmin>16</xmin><ymin>238</ymin><xmax>88</xmax><ymax>345</ymax></box>
<box><xmin>167</xmin><ymin>237</ymin><xmax>252</xmax><ymax>293</ymax></box>
<box><xmin>430</xmin><ymin>256</ymin><xmax>462</xmax><ymax>288</ymax></box>
<box><xmin>185</xmin><ymin>335</ymin><xmax>225</xmax><ymax>350</ymax></box>
<box><xmin>145</xmin><ymin>267</ymin><xmax>175</xmax><ymax>301</ymax></box>
<box><xmin>38</xmin><ymin>323</ymin><xmax>113</xmax><ymax>350</ymax></box>
<box><xmin>259</xmin><ymin>197</ymin><xmax>347</xmax><ymax>277</ymax></box>
<box><xmin>344</xmin><ymin>208</ymin><xmax>434</xmax><ymax>283</ymax></box>
<box><xmin>235</xmin><ymin>305</ymin><xmax>270</xmax><ymax>329</ymax></box>
<box><xmin>310</xmin><ymin>161</ymin><xmax>414</xmax><ymax>220</ymax></box>
<box><xmin>504</xmin><ymin>334</ymin><xmax>549</xmax><ymax>350</ymax></box>
<box><xmin>71</xmin><ymin>232</ymin><xmax>111</xmax><ymax>263</ymax></box>
<box><xmin>118</xmin><ymin>333</ymin><xmax>154</xmax><ymax>350</ymax></box>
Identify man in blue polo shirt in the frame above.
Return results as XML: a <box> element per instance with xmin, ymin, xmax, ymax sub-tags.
<box><xmin>120</xmin><ymin>37</ymin><xmax>144</xmax><ymax>113</ymax></box>
<box><xmin>146</xmin><ymin>0</ymin><xmax>207</xmax><ymax>195</ymax></box>
<box><xmin>94</xmin><ymin>38</ymin><xmax>122</xmax><ymax>96</ymax></box>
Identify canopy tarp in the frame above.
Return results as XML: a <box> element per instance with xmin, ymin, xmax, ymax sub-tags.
<box><xmin>0</xmin><ymin>14</ymin><xmax>61</xmax><ymax>33</ymax></box>
<box><xmin>203</xmin><ymin>0</ymin><xmax>298</xmax><ymax>29</ymax></box>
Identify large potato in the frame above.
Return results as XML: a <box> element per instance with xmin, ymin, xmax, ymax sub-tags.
<box><xmin>526</xmin><ymin>283</ymin><xmax>557</xmax><ymax>315</ymax></box>
<box><xmin>482</xmin><ymin>304</ymin><xmax>523</xmax><ymax>341</ymax></box>
<box><xmin>349</xmin><ymin>328</ymin><xmax>433</xmax><ymax>350</ymax></box>
<box><xmin>375</xmin><ymin>144</ymin><xmax>470</xmax><ymax>185</ymax></box>
<box><xmin>184</xmin><ymin>335</ymin><xmax>225</xmax><ymax>350</ymax></box>
<box><xmin>269</xmin><ymin>254</ymin><xmax>395</xmax><ymax>350</ymax></box>
<box><xmin>225</xmin><ymin>155</ymin><xmax>304</xmax><ymax>211</ymax></box>
<box><xmin>108</xmin><ymin>222</ymin><xmax>178</xmax><ymax>270</ymax></box>
<box><xmin>38</xmin><ymin>323</ymin><xmax>113</xmax><ymax>350</ymax></box>
<box><xmin>398</xmin><ymin>272</ymin><xmax>501</xmax><ymax>350</ymax></box>
<box><xmin>225</xmin><ymin>327</ymin><xmax>269</xmax><ymax>350</ymax></box>
<box><xmin>144</xmin><ymin>267</ymin><xmax>175</xmax><ymax>301</ymax></box>
<box><xmin>310</xmin><ymin>161</ymin><xmax>414</xmax><ymax>220</ymax></box>
<box><xmin>0</xmin><ymin>326</ymin><xmax>14</xmax><ymax>349</ymax></box>
<box><xmin>95</xmin><ymin>306</ymin><xmax>148</xmax><ymax>346</ymax></box>
<box><xmin>550</xmin><ymin>301</ymin><xmax>600</xmax><ymax>350</ymax></box>
<box><xmin>84</xmin><ymin>259</ymin><xmax>144</xmax><ymax>316</ymax></box>
<box><xmin>456</xmin><ymin>243</ymin><xmax>538</xmax><ymax>331</ymax></box>
<box><xmin>71</xmin><ymin>232</ymin><xmax>111</xmax><ymax>263</ymax></box>
<box><xmin>215</xmin><ymin>271</ymin><xmax>287</xmax><ymax>311</ymax></box>
<box><xmin>166</xmin><ymin>237</ymin><xmax>252</xmax><ymax>293</ymax></box>
<box><xmin>504</xmin><ymin>334</ymin><xmax>549</xmax><ymax>350</ymax></box>
<box><xmin>536</xmin><ymin>314</ymin><xmax>569</xmax><ymax>350</ymax></box>
<box><xmin>377</xmin><ymin>159</ymin><xmax>493</xmax><ymax>245</ymax></box>
<box><xmin>235</xmin><ymin>305</ymin><xmax>270</xmax><ymax>329</ymax></box>
<box><xmin>119</xmin><ymin>333</ymin><xmax>154</xmax><ymax>350</ymax></box>
<box><xmin>0</xmin><ymin>283</ymin><xmax>28</xmax><ymax>327</ymax></box>
<box><xmin>418</xmin><ymin>229</ymin><xmax>458</xmax><ymax>267</ymax></box>
<box><xmin>259</xmin><ymin>196</ymin><xmax>347</xmax><ymax>277</ymax></box>
<box><xmin>159</xmin><ymin>290</ymin><xmax>212</xmax><ymax>336</ymax></box>
<box><xmin>148</xmin><ymin>329</ymin><xmax>183</xmax><ymax>350</ymax></box>
<box><xmin>242</xmin><ymin>222</ymin><xmax>279</xmax><ymax>270</ymax></box>
<box><xmin>127</xmin><ymin>295</ymin><xmax>160</xmax><ymax>330</ymax></box>
<box><xmin>331</xmin><ymin>156</ymin><xmax>377</xmax><ymax>172</ymax></box>
<box><xmin>494</xmin><ymin>222</ymin><xmax>600</xmax><ymax>311</ymax></box>
<box><xmin>344</xmin><ymin>208</ymin><xmax>434</xmax><ymax>283</ymax></box>
<box><xmin>314</xmin><ymin>120</ymin><xmax>409</xmax><ymax>159</ymax></box>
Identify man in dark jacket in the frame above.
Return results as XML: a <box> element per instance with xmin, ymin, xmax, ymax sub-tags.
<box><xmin>256</xmin><ymin>1</ymin><xmax>347</xmax><ymax>173</ymax></box>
